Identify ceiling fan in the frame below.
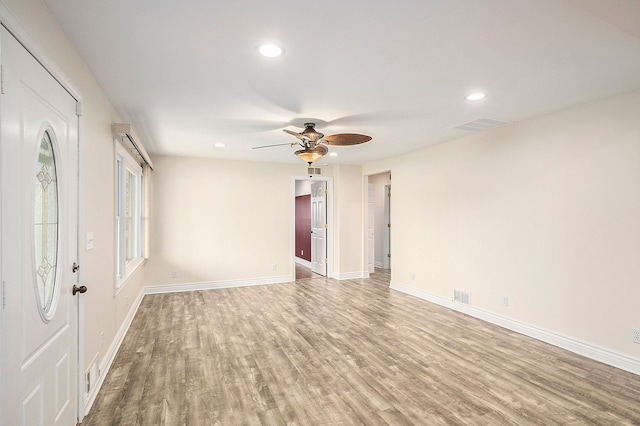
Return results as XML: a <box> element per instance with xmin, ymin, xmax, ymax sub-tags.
<box><xmin>252</xmin><ymin>122</ymin><xmax>372</xmax><ymax>165</ymax></box>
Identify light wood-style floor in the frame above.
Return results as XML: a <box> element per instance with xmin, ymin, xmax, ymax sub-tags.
<box><xmin>82</xmin><ymin>268</ymin><xmax>640</xmax><ymax>425</ymax></box>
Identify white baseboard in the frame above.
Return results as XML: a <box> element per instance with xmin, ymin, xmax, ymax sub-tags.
<box><xmin>83</xmin><ymin>288</ymin><xmax>145</xmax><ymax>415</ymax></box>
<box><xmin>338</xmin><ymin>271</ymin><xmax>369</xmax><ymax>280</ymax></box>
<box><xmin>390</xmin><ymin>280</ymin><xmax>640</xmax><ymax>376</ymax></box>
<box><xmin>144</xmin><ymin>275</ymin><xmax>293</xmax><ymax>294</ymax></box>
<box><xmin>295</xmin><ymin>257</ymin><xmax>312</xmax><ymax>268</ymax></box>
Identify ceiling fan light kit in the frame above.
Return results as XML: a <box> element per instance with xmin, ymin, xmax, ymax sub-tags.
<box><xmin>295</xmin><ymin>144</ymin><xmax>328</xmax><ymax>165</ymax></box>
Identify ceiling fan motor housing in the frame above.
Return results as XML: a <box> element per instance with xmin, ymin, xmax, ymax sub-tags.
<box><xmin>301</xmin><ymin>123</ymin><xmax>324</xmax><ymax>142</ymax></box>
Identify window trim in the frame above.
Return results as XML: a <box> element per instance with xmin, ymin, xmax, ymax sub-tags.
<box><xmin>115</xmin><ymin>143</ymin><xmax>145</xmax><ymax>291</ymax></box>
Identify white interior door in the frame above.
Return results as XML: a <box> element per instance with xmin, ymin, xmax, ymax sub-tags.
<box><xmin>310</xmin><ymin>181</ymin><xmax>327</xmax><ymax>276</ymax></box>
<box><xmin>1</xmin><ymin>27</ymin><xmax>80</xmax><ymax>425</ymax></box>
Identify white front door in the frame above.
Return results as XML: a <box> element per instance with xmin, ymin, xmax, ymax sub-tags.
<box><xmin>310</xmin><ymin>181</ymin><xmax>327</xmax><ymax>276</ymax></box>
<box><xmin>1</xmin><ymin>27</ymin><xmax>80</xmax><ymax>426</ymax></box>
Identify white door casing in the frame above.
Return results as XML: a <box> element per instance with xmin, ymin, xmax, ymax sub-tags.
<box><xmin>310</xmin><ymin>181</ymin><xmax>327</xmax><ymax>276</ymax></box>
<box><xmin>383</xmin><ymin>184</ymin><xmax>391</xmax><ymax>269</ymax></box>
<box><xmin>1</xmin><ymin>26</ymin><xmax>80</xmax><ymax>426</ymax></box>
<box><xmin>367</xmin><ymin>182</ymin><xmax>375</xmax><ymax>274</ymax></box>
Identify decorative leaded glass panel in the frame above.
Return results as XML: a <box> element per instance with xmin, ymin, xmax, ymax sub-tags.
<box><xmin>34</xmin><ymin>131</ymin><xmax>59</xmax><ymax>316</ymax></box>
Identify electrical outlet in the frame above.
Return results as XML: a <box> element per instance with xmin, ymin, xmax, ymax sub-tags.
<box><xmin>411</xmin><ymin>272</ymin><xmax>415</xmax><ymax>281</ymax></box>
<box><xmin>171</xmin><ymin>270</ymin><xmax>178</xmax><ymax>278</ymax></box>
<box><xmin>502</xmin><ymin>296</ymin><xmax>509</xmax><ymax>307</ymax></box>
<box><xmin>632</xmin><ymin>328</ymin><xmax>640</xmax><ymax>344</ymax></box>
<box><xmin>272</xmin><ymin>263</ymin><xmax>277</xmax><ymax>271</ymax></box>
<box><xmin>99</xmin><ymin>332</ymin><xmax>104</xmax><ymax>350</ymax></box>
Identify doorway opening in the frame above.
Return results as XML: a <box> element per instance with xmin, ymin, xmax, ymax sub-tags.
<box><xmin>365</xmin><ymin>172</ymin><xmax>392</xmax><ymax>278</ymax></box>
<box><xmin>293</xmin><ymin>176</ymin><xmax>332</xmax><ymax>279</ymax></box>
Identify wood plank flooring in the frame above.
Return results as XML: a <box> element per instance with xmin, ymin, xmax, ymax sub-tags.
<box><xmin>82</xmin><ymin>269</ymin><xmax>640</xmax><ymax>425</ymax></box>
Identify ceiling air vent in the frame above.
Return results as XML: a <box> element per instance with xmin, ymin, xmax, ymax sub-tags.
<box><xmin>307</xmin><ymin>167</ymin><xmax>322</xmax><ymax>176</ymax></box>
<box><xmin>454</xmin><ymin>118</ymin><xmax>511</xmax><ymax>132</ymax></box>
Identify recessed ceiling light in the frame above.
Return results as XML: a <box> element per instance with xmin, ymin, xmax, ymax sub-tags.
<box><xmin>214</xmin><ymin>143</ymin><xmax>226</xmax><ymax>148</ymax></box>
<box><xmin>258</xmin><ymin>43</ymin><xmax>284</xmax><ymax>58</ymax></box>
<box><xmin>329</xmin><ymin>152</ymin><xmax>338</xmax><ymax>157</ymax></box>
<box><xmin>466</xmin><ymin>92</ymin><xmax>487</xmax><ymax>101</ymax></box>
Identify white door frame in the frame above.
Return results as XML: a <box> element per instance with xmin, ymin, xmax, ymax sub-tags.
<box><xmin>367</xmin><ymin>182</ymin><xmax>375</xmax><ymax>274</ymax></box>
<box><xmin>383</xmin><ymin>184</ymin><xmax>391</xmax><ymax>269</ymax></box>
<box><xmin>292</xmin><ymin>176</ymin><xmax>333</xmax><ymax>278</ymax></box>
<box><xmin>0</xmin><ymin>5</ymin><xmax>85</xmax><ymax>423</ymax></box>
<box><xmin>363</xmin><ymin>172</ymin><xmax>391</xmax><ymax>274</ymax></box>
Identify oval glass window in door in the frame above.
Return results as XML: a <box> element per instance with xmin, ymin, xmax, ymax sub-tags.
<box><xmin>34</xmin><ymin>130</ymin><xmax>59</xmax><ymax>317</ymax></box>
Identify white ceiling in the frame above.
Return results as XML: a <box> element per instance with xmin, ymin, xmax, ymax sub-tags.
<box><xmin>43</xmin><ymin>0</ymin><xmax>640</xmax><ymax>165</ymax></box>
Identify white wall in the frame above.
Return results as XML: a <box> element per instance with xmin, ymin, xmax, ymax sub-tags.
<box><xmin>331</xmin><ymin>164</ymin><xmax>365</xmax><ymax>278</ymax></box>
<box><xmin>144</xmin><ymin>158</ymin><xmax>366</xmax><ymax>285</ymax></box>
<box><xmin>3</xmin><ymin>0</ymin><xmax>148</xmax><ymax>408</ymax></box>
<box><xmin>364</xmin><ymin>89</ymin><xmax>640</xmax><ymax>361</ymax></box>
<box><xmin>145</xmin><ymin>156</ymin><xmax>305</xmax><ymax>285</ymax></box>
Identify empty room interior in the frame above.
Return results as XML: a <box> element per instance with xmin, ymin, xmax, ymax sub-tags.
<box><xmin>1</xmin><ymin>0</ymin><xmax>640</xmax><ymax>424</ymax></box>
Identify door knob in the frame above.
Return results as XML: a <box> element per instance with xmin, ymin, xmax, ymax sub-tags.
<box><xmin>72</xmin><ymin>285</ymin><xmax>87</xmax><ymax>295</ymax></box>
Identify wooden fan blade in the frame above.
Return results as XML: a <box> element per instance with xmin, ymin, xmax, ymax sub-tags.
<box><xmin>252</xmin><ymin>142</ymin><xmax>296</xmax><ymax>149</ymax></box>
<box><xmin>323</xmin><ymin>133</ymin><xmax>372</xmax><ymax>146</ymax></box>
<box><xmin>283</xmin><ymin>129</ymin><xmax>307</xmax><ymax>141</ymax></box>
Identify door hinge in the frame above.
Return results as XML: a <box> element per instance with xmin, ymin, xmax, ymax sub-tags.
<box><xmin>324</xmin><ymin>189</ymin><xmax>328</xmax><ymax>194</ymax></box>
<box><xmin>387</xmin><ymin>223</ymin><xmax>391</xmax><ymax>228</ymax></box>
<box><xmin>387</xmin><ymin>253</ymin><xmax>391</xmax><ymax>258</ymax></box>
<box><xmin>325</xmin><ymin>258</ymin><xmax>328</xmax><ymax>264</ymax></box>
<box><xmin>2</xmin><ymin>281</ymin><xmax>6</xmax><ymax>309</ymax></box>
<box><xmin>324</xmin><ymin>223</ymin><xmax>328</xmax><ymax>229</ymax></box>
<box><xmin>76</xmin><ymin>101</ymin><xmax>83</xmax><ymax>116</ymax></box>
